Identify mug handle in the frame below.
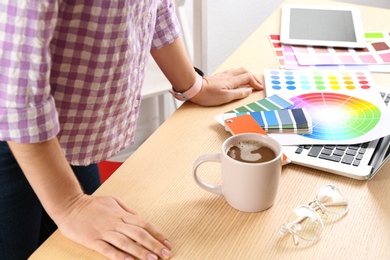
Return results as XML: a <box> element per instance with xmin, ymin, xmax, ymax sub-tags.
<box><xmin>193</xmin><ymin>153</ymin><xmax>223</xmax><ymax>195</ymax></box>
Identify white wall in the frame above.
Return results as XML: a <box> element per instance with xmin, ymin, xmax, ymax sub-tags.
<box><xmin>338</xmin><ymin>0</ymin><xmax>390</xmax><ymax>8</ymax></box>
<box><xmin>179</xmin><ymin>0</ymin><xmax>282</xmax><ymax>74</ymax></box>
<box><xmin>203</xmin><ymin>1</ymin><xmax>282</xmax><ymax>75</ymax></box>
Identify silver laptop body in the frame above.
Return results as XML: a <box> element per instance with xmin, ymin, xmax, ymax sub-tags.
<box><xmin>282</xmin><ymin>86</ymin><xmax>390</xmax><ymax>180</ymax></box>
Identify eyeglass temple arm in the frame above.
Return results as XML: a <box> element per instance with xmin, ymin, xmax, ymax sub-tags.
<box><xmin>279</xmin><ymin>220</ymin><xmax>306</xmax><ymax>245</ymax></box>
<box><xmin>279</xmin><ymin>215</ymin><xmax>310</xmax><ymax>234</ymax></box>
<box><xmin>311</xmin><ymin>201</ymin><xmax>349</xmax><ymax>209</ymax></box>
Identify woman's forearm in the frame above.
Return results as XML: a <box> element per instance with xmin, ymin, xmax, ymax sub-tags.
<box><xmin>7</xmin><ymin>138</ymin><xmax>84</xmax><ymax>224</ymax></box>
<box><xmin>8</xmin><ymin>138</ymin><xmax>172</xmax><ymax>259</ymax></box>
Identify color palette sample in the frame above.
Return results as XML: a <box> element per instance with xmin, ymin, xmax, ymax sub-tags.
<box><xmin>225</xmin><ymin>94</ymin><xmax>293</xmax><ymax>113</ymax></box>
<box><xmin>268</xmin><ymin>34</ymin><xmax>367</xmax><ymax>70</ymax></box>
<box><xmin>264</xmin><ymin>69</ymin><xmax>390</xmax><ymax>145</ymax></box>
<box><xmin>268</xmin><ymin>33</ymin><xmax>390</xmax><ymax>72</ymax></box>
<box><xmin>232</xmin><ymin>108</ymin><xmax>312</xmax><ymax>134</ymax></box>
<box><xmin>292</xmin><ymin>40</ymin><xmax>390</xmax><ymax>65</ymax></box>
<box><xmin>269</xmin><ymin>34</ymin><xmax>286</xmax><ymax>69</ymax></box>
<box><xmin>214</xmin><ymin>94</ymin><xmax>294</xmax><ymax>127</ymax></box>
<box><xmin>268</xmin><ymin>70</ymin><xmax>373</xmax><ymax>91</ymax></box>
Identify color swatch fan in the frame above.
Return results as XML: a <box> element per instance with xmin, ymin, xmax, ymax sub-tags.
<box><xmin>214</xmin><ymin>94</ymin><xmax>312</xmax><ymax>134</ymax></box>
<box><xmin>214</xmin><ymin>94</ymin><xmax>293</xmax><ymax>125</ymax></box>
<box><xmin>223</xmin><ymin>108</ymin><xmax>312</xmax><ymax>134</ymax></box>
<box><xmin>264</xmin><ymin>69</ymin><xmax>390</xmax><ymax>145</ymax></box>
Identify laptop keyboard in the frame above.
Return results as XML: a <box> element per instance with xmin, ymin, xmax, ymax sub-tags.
<box><xmin>294</xmin><ymin>90</ymin><xmax>390</xmax><ymax>166</ymax></box>
<box><xmin>295</xmin><ymin>143</ymin><xmax>369</xmax><ymax>166</ymax></box>
<box><xmin>380</xmin><ymin>91</ymin><xmax>390</xmax><ymax>105</ymax></box>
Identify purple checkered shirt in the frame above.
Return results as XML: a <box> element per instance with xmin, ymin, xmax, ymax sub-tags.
<box><xmin>0</xmin><ymin>0</ymin><xmax>180</xmax><ymax>165</ymax></box>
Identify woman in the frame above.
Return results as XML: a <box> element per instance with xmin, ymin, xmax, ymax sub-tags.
<box><xmin>0</xmin><ymin>1</ymin><xmax>263</xmax><ymax>259</ymax></box>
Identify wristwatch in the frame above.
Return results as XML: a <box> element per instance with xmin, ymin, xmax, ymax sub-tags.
<box><xmin>170</xmin><ymin>67</ymin><xmax>205</xmax><ymax>101</ymax></box>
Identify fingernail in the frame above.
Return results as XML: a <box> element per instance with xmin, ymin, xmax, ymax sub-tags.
<box><xmin>163</xmin><ymin>239</ymin><xmax>172</xmax><ymax>249</ymax></box>
<box><xmin>162</xmin><ymin>248</ymin><xmax>172</xmax><ymax>259</ymax></box>
<box><xmin>245</xmin><ymin>88</ymin><xmax>252</xmax><ymax>95</ymax></box>
<box><xmin>147</xmin><ymin>253</ymin><xmax>158</xmax><ymax>260</ymax></box>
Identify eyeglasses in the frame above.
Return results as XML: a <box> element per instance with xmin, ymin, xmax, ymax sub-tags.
<box><xmin>279</xmin><ymin>184</ymin><xmax>349</xmax><ymax>245</ymax></box>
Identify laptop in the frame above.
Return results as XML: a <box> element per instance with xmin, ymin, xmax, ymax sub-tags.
<box><xmin>282</xmin><ymin>86</ymin><xmax>390</xmax><ymax>180</ymax></box>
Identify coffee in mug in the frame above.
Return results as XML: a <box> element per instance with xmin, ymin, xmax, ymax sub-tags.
<box><xmin>193</xmin><ymin>133</ymin><xmax>283</xmax><ymax>212</ymax></box>
<box><xmin>226</xmin><ymin>140</ymin><xmax>276</xmax><ymax>163</ymax></box>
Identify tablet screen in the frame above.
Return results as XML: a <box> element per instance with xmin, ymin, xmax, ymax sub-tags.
<box><xmin>280</xmin><ymin>5</ymin><xmax>366</xmax><ymax>48</ymax></box>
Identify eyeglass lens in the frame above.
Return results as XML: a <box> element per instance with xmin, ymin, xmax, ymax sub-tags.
<box><xmin>315</xmin><ymin>184</ymin><xmax>349</xmax><ymax>217</ymax></box>
<box><xmin>280</xmin><ymin>205</ymin><xmax>323</xmax><ymax>244</ymax></box>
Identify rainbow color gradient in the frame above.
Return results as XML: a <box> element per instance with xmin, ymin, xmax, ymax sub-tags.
<box><xmin>290</xmin><ymin>92</ymin><xmax>381</xmax><ymax>141</ymax></box>
<box><xmin>264</xmin><ymin>69</ymin><xmax>389</xmax><ymax>145</ymax></box>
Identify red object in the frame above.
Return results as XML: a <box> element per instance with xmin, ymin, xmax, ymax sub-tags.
<box><xmin>98</xmin><ymin>161</ymin><xmax>123</xmax><ymax>182</ymax></box>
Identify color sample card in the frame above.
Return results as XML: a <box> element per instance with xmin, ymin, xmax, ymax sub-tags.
<box><xmin>225</xmin><ymin>93</ymin><xmax>293</xmax><ymax>113</ymax></box>
<box><xmin>365</xmin><ymin>32</ymin><xmax>390</xmax><ymax>42</ymax></box>
<box><xmin>292</xmin><ymin>40</ymin><xmax>390</xmax><ymax>65</ymax></box>
<box><xmin>269</xmin><ymin>34</ymin><xmax>286</xmax><ymax>69</ymax></box>
<box><xmin>268</xmin><ymin>34</ymin><xmax>367</xmax><ymax>70</ymax></box>
<box><xmin>264</xmin><ymin>69</ymin><xmax>390</xmax><ymax>145</ymax></box>
<box><xmin>230</xmin><ymin>108</ymin><xmax>312</xmax><ymax>134</ymax></box>
<box><xmin>268</xmin><ymin>33</ymin><xmax>390</xmax><ymax>72</ymax></box>
<box><xmin>214</xmin><ymin>94</ymin><xmax>294</xmax><ymax>125</ymax></box>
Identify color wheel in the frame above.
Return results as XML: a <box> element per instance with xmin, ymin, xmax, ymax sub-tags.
<box><xmin>290</xmin><ymin>92</ymin><xmax>381</xmax><ymax>141</ymax></box>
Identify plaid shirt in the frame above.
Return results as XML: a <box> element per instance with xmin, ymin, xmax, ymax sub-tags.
<box><xmin>0</xmin><ymin>0</ymin><xmax>180</xmax><ymax>165</ymax></box>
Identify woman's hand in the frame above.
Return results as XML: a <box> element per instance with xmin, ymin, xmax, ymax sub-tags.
<box><xmin>56</xmin><ymin>194</ymin><xmax>172</xmax><ymax>260</ymax></box>
<box><xmin>189</xmin><ymin>67</ymin><xmax>263</xmax><ymax>106</ymax></box>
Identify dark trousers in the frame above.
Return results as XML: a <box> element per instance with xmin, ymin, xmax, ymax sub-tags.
<box><xmin>0</xmin><ymin>141</ymin><xmax>102</xmax><ymax>260</ymax></box>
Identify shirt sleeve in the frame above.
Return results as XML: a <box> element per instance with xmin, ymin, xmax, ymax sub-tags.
<box><xmin>151</xmin><ymin>0</ymin><xmax>181</xmax><ymax>49</ymax></box>
<box><xmin>0</xmin><ymin>2</ymin><xmax>60</xmax><ymax>143</ymax></box>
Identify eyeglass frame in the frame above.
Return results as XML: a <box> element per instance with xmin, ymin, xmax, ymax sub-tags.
<box><xmin>279</xmin><ymin>184</ymin><xmax>350</xmax><ymax>245</ymax></box>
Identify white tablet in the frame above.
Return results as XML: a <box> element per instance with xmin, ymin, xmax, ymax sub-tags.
<box><xmin>280</xmin><ymin>4</ymin><xmax>366</xmax><ymax>48</ymax></box>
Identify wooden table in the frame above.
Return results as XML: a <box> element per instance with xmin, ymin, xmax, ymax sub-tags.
<box><xmin>31</xmin><ymin>0</ymin><xmax>390</xmax><ymax>259</ymax></box>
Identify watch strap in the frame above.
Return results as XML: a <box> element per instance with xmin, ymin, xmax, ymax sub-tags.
<box><xmin>170</xmin><ymin>67</ymin><xmax>204</xmax><ymax>101</ymax></box>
